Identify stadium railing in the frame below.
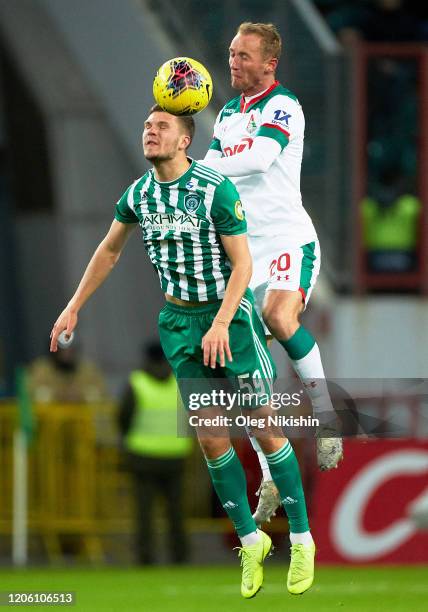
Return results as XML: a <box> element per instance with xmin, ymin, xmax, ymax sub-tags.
<box><xmin>0</xmin><ymin>400</ymin><xmax>213</xmax><ymax>563</ymax></box>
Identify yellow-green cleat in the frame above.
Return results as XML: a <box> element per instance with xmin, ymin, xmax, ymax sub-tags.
<box><xmin>287</xmin><ymin>542</ymin><xmax>315</xmax><ymax>595</ymax></box>
<box><xmin>236</xmin><ymin>530</ymin><xmax>272</xmax><ymax>599</ymax></box>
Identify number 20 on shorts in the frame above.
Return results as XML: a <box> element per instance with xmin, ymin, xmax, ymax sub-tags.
<box><xmin>270</xmin><ymin>252</ymin><xmax>291</xmax><ymax>280</ymax></box>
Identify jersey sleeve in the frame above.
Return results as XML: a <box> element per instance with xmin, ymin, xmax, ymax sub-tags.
<box><xmin>256</xmin><ymin>95</ymin><xmax>304</xmax><ymax>151</ymax></box>
<box><xmin>114</xmin><ymin>182</ymin><xmax>139</xmax><ymax>224</ymax></box>
<box><xmin>210</xmin><ymin>178</ymin><xmax>247</xmax><ymax>235</ymax></box>
<box><xmin>209</xmin><ymin>136</ymin><xmax>222</xmax><ymax>152</ymax></box>
<box><xmin>208</xmin><ymin>109</ymin><xmax>223</xmax><ymax>153</ymax></box>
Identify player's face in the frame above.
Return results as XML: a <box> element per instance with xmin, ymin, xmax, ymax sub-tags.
<box><xmin>229</xmin><ymin>33</ymin><xmax>277</xmax><ymax>96</ymax></box>
<box><xmin>142</xmin><ymin>112</ymin><xmax>189</xmax><ymax>162</ymax></box>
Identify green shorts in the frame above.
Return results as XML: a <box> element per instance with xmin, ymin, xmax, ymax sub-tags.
<box><xmin>158</xmin><ymin>289</ymin><xmax>276</xmax><ymax>408</ymax></box>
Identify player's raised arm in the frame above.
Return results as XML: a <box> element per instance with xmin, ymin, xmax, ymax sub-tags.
<box><xmin>50</xmin><ymin>219</ymin><xmax>136</xmax><ymax>351</ymax></box>
<box><xmin>202</xmin><ymin>135</ymin><xmax>280</xmax><ymax>176</ymax></box>
<box><xmin>201</xmin><ymin>94</ymin><xmax>300</xmax><ymax>177</ymax></box>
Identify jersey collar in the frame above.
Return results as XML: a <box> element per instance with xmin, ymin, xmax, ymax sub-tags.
<box><xmin>240</xmin><ymin>80</ymin><xmax>280</xmax><ymax>113</ymax></box>
<box><xmin>151</xmin><ymin>158</ymin><xmax>195</xmax><ymax>186</ymax></box>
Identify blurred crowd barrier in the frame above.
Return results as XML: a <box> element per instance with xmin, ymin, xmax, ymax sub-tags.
<box><xmin>0</xmin><ymin>401</ymin><xmax>211</xmax><ymax>564</ymax></box>
<box><xmin>1</xmin><ymin>393</ymin><xmax>426</xmax><ymax>565</ymax></box>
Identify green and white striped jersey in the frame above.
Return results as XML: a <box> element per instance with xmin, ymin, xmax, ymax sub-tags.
<box><xmin>115</xmin><ymin>160</ymin><xmax>246</xmax><ymax>301</ymax></box>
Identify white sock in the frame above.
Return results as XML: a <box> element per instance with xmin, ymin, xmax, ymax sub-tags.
<box><xmin>290</xmin><ymin>531</ymin><xmax>313</xmax><ymax>546</ymax></box>
<box><xmin>240</xmin><ymin>529</ymin><xmax>261</xmax><ymax>547</ymax></box>
<box><xmin>291</xmin><ymin>343</ymin><xmax>334</xmax><ymax>422</ymax></box>
<box><xmin>246</xmin><ymin>425</ymin><xmax>273</xmax><ymax>481</ymax></box>
<box><xmin>258</xmin><ymin>452</ymin><xmax>273</xmax><ymax>481</ymax></box>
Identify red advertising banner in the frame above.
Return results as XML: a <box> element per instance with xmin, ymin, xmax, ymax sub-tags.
<box><xmin>311</xmin><ymin>439</ymin><xmax>428</xmax><ymax>563</ymax></box>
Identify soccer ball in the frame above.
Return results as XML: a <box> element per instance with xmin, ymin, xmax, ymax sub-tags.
<box><xmin>153</xmin><ymin>57</ymin><xmax>213</xmax><ymax>116</ymax></box>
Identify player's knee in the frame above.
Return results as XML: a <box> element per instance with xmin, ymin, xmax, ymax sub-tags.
<box><xmin>198</xmin><ymin>437</ymin><xmax>231</xmax><ymax>460</ymax></box>
<box><xmin>255</xmin><ymin>435</ymin><xmax>288</xmax><ymax>455</ymax></box>
<box><xmin>263</xmin><ymin>306</ymin><xmax>299</xmax><ymax>339</ymax></box>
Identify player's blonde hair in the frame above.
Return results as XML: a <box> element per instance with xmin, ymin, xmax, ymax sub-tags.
<box><xmin>237</xmin><ymin>22</ymin><xmax>282</xmax><ymax>60</ymax></box>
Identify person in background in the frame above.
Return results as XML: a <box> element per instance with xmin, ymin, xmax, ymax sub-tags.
<box><xmin>361</xmin><ymin>165</ymin><xmax>421</xmax><ymax>275</ymax></box>
<box><xmin>118</xmin><ymin>341</ymin><xmax>193</xmax><ymax>565</ymax></box>
<box><xmin>27</xmin><ymin>344</ymin><xmax>108</xmax><ymax>404</ymax></box>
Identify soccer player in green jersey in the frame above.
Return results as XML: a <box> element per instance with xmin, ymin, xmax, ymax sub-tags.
<box><xmin>50</xmin><ymin>105</ymin><xmax>314</xmax><ymax>597</ymax></box>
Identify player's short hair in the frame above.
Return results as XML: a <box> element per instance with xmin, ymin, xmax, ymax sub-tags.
<box><xmin>237</xmin><ymin>22</ymin><xmax>282</xmax><ymax>60</ymax></box>
<box><xmin>149</xmin><ymin>104</ymin><xmax>195</xmax><ymax>148</ymax></box>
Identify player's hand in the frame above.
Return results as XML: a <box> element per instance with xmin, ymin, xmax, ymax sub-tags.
<box><xmin>50</xmin><ymin>307</ymin><xmax>78</xmax><ymax>352</ymax></box>
<box><xmin>202</xmin><ymin>322</ymin><xmax>233</xmax><ymax>368</ymax></box>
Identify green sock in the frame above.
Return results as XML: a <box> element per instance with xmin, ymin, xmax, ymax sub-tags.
<box><xmin>279</xmin><ymin>325</ymin><xmax>315</xmax><ymax>360</ymax></box>
<box><xmin>206</xmin><ymin>447</ymin><xmax>257</xmax><ymax>537</ymax></box>
<box><xmin>265</xmin><ymin>441</ymin><xmax>310</xmax><ymax>533</ymax></box>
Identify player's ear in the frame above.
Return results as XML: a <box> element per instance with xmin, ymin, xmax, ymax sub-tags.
<box><xmin>265</xmin><ymin>57</ymin><xmax>278</xmax><ymax>75</ymax></box>
<box><xmin>180</xmin><ymin>133</ymin><xmax>191</xmax><ymax>151</ymax></box>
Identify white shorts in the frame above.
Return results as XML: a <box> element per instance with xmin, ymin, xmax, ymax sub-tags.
<box><xmin>248</xmin><ymin>235</ymin><xmax>321</xmax><ymax>325</ymax></box>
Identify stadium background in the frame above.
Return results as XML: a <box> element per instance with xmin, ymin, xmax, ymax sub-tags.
<box><xmin>0</xmin><ymin>0</ymin><xmax>427</xmax><ymax>610</ymax></box>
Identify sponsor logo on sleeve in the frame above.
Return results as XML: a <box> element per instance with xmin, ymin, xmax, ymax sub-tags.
<box><xmin>235</xmin><ymin>200</ymin><xmax>244</xmax><ymax>221</ymax></box>
<box><xmin>272</xmin><ymin>109</ymin><xmax>292</xmax><ymax>126</ymax></box>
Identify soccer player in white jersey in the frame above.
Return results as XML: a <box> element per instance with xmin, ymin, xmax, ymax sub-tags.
<box><xmin>49</xmin><ymin>106</ymin><xmax>315</xmax><ymax>597</ymax></box>
<box><xmin>202</xmin><ymin>22</ymin><xmax>343</xmax><ymax>524</ymax></box>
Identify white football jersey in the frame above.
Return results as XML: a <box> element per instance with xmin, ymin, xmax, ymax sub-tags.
<box><xmin>207</xmin><ymin>81</ymin><xmax>317</xmax><ymax>243</ymax></box>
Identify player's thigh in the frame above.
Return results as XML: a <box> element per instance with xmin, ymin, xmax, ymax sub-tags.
<box><xmin>158</xmin><ymin>305</ymin><xmax>221</xmax><ymax>379</ymax></box>
<box><xmin>225</xmin><ymin>290</ymin><xmax>276</xmax><ymax>390</ymax></box>
<box><xmin>247</xmin><ymin>236</ymin><xmax>274</xmax><ymax>334</ymax></box>
<box><xmin>263</xmin><ymin>288</ymin><xmax>304</xmax><ymax>323</ymax></box>
<box><xmin>158</xmin><ymin>306</ymin><xmax>209</xmax><ymax>415</ymax></box>
<box><xmin>266</xmin><ymin>240</ymin><xmax>320</xmax><ymax>302</ymax></box>
<box><xmin>247</xmin><ymin>236</ymin><xmax>271</xmax><ymax>316</ymax></box>
<box><xmin>158</xmin><ymin>306</ymin><xmax>195</xmax><ymax>376</ymax></box>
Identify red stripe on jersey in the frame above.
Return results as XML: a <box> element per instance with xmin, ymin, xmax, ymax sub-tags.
<box><xmin>240</xmin><ymin>81</ymin><xmax>280</xmax><ymax>113</ymax></box>
<box><xmin>261</xmin><ymin>123</ymin><xmax>290</xmax><ymax>137</ymax></box>
<box><xmin>299</xmin><ymin>287</ymin><xmax>306</xmax><ymax>303</ymax></box>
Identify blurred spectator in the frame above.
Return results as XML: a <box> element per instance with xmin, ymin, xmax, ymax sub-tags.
<box><xmin>362</xmin><ymin>0</ymin><xmax>421</xmax><ymax>43</ymax></box>
<box><xmin>317</xmin><ymin>0</ymin><xmax>428</xmax><ymax>46</ymax></box>
<box><xmin>366</xmin><ymin>55</ymin><xmax>418</xmax><ymax>187</ymax></box>
<box><xmin>361</xmin><ymin>165</ymin><xmax>421</xmax><ymax>273</ymax></box>
<box><xmin>118</xmin><ymin>341</ymin><xmax>193</xmax><ymax>565</ymax></box>
<box><xmin>317</xmin><ymin>0</ymin><xmax>372</xmax><ymax>46</ymax></box>
<box><xmin>26</xmin><ymin>344</ymin><xmax>109</xmax><ymax>559</ymax></box>
<box><xmin>27</xmin><ymin>344</ymin><xmax>108</xmax><ymax>403</ymax></box>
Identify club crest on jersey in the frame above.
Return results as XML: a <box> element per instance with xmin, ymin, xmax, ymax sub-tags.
<box><xmin>246</xmin><ymin>113</ymin><xmax>257</xmax><ymax>134</ymax></box>
<box><xmin>184</xmin><ymin>193</ymin><xmax>201</xmax><ymax>214</ymax></box>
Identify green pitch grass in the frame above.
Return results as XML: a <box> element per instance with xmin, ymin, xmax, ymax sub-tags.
<box><xmin>1</xmin><ymin>566</ymin><xmax>427</xmax><ymax>611</ymax></box>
